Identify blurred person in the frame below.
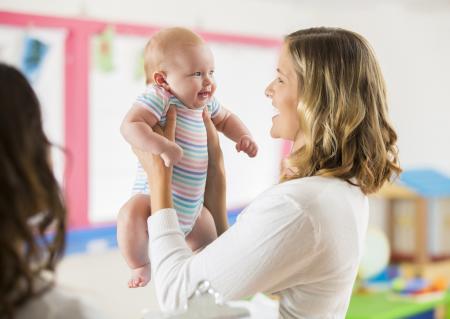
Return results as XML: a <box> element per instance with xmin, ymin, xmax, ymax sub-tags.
<box><xmin>0</xmin><ymin>63</ymin><xmax>106</xmax><ymax>319</ymax></box>
<box><xmin>135</xmin><ymin>27</ymin><xmax>401</xmax><ymax>318</ymax></box>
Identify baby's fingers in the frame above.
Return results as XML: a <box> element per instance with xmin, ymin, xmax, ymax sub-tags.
<box><xmin>236</xmin><ymin>140</ymin><xmax>246</xmax><ymax>152</ymax></box>
<box><xmin>242</xmin><ymin>139</ymin><xmax>250</xmax><ymax>150</ymax></box>
<box><xmin>249</xmin><ymin>144</ymin><xmax>258</xmax><ymax>157</ymax></box>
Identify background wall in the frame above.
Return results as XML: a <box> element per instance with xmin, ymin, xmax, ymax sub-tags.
<box><xmin>2</xmin><ymin>0</ymin><xmax>450</xmax><ymax>173</ymax></box>
<box><xmin>0</xmin><ymin>9</ymin><xmax>282</xmax><ymax>226</ymax></box>
<box><xmin>1</xmin><ymin>0</ymin><xmax>450</xmax><ymax>228</ymax></box>
<box><xmin>0</xmin><ymin>24</ymin><xmax>66</xmax><ymax>182</ymax></box>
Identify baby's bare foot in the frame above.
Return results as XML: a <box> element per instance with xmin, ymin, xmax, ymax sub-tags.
<box><xmin>128</xmin><ymin>263</ymin><xmax>151</xmax><ymax>288</ymax></box>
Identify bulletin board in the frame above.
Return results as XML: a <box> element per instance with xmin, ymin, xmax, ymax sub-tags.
<box><xmin>0</xmin><ymin>11</ymin><xmax>283</xmax><ymax>228</ymax></box>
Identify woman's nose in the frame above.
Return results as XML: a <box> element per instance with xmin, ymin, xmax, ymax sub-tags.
<box><xmin>265</xmin><ymin>85</ymin><xmax>273</xmax><ymax>98</ymax></box>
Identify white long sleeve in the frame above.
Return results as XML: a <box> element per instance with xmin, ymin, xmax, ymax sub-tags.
<box><xmin>148</xmin><ymin>176</ymin><xmax>369</xmax><ymax>319</ymax></box>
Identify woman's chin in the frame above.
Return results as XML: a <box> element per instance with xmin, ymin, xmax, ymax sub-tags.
<box><xmin>270</xmin><ymin>127</ymin><xmax>279</xmax><ymax>139</ymax></box>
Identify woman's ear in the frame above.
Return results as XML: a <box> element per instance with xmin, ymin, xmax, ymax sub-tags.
<box><xmin>153</xmin><ymin>72</ymin><xmax>170</xmax><ymax>91</ymax></box>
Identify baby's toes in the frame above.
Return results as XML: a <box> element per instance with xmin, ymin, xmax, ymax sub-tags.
<box><xmin>128</xmin><ymin>278</ymin><xmax>136</xmax><ymax>288</ymax></box>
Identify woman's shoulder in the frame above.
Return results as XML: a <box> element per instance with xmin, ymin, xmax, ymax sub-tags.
<box><xmin>239</xmin><ymin>177</ymin><xmax>331</xmax><ymax>218</ymax></box>
<box><xmin>241</xmin><ymin>176</ymin><xmax>366</xmax><ymax>221</ymax></box>
<box><xmin>261</xmin><ymin>176</ymin><xmax>367</xmax><ymax>215</ymax></box>
<box><xmin>267</xmin><ymin>175</ymin><xmax>349</xmax><ymax>199</ymax></box>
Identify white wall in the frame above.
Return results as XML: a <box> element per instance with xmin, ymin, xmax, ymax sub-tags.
<box><xmin>0</xmin><ymin>24</ymin><xmax>66</xmax><ymax>183</ymax></box>
<box><xmin>2</xmin><ymin>0</ymin><xmax>450</xmax><ymax>227</ymax></box>
<box><xmin>2</xmin><ymin>0</ymin><xmax>449</xmax><ymax>174</ymax></box>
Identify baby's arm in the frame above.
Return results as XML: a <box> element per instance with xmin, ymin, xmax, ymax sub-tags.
<box><xmin>212</xmin><ymin>107</ymin><xmax>258</xmax><ymax>157</ymax></box>
<box><xmin>120</xmin><ymin>104</ymin><xmax>182</xmax><ymax>166</ymax></box>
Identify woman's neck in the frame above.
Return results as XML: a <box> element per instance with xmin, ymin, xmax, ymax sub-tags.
<box><xmin>291</xmin><ymin>133</ymin><xmax>305</xmax><ymax>154</ymax></box>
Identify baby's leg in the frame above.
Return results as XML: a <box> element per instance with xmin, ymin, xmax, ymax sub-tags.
<box><xmin>186</xmin><ymin>206</ymin><xmax>218</xmax><ymax>252</ymax></box>
<box><xmin>117</xmin><ymin>194</ymin><xmax>151</xmax><ymax>288</ymax></box>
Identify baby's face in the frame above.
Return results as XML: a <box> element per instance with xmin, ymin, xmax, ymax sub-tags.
<box><xmin>164</xmin><ymin>44</ymin><xmax>216</xmax><ymax>109</ymax></box>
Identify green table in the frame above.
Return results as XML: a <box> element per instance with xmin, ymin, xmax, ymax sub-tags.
<box><xmin>346</xmin><ymin>292</ymin><xmax>450</xmax><ymax>319</ymax></box>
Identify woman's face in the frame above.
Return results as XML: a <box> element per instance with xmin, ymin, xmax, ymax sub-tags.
<box><xmin>265</xmin><ymin>44</ymin><xmax>300</xmax><ymax>140</ymax></box>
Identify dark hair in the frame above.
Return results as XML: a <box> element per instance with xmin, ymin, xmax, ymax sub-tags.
<box><xmin>0</xmin><ymin>63</ymin><xmax>66</xmax><ymax>318</ymax></box>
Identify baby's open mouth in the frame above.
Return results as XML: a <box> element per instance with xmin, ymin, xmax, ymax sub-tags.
<box><xmin>198</xmin><ymin>91</ymin><xmax>211</xmax><ymax>98</ymax></box>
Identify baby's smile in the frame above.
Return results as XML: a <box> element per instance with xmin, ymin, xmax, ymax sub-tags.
<box><xmin>198</xmin><ymin>90</ymin><xmax>211</xmax><ymax>99</ymax></box>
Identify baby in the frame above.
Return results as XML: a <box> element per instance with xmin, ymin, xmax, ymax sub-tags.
<box><xmin>117</xmin><ymin>27</ymin><xmax>258</xmax><ymax>288</ymax></box>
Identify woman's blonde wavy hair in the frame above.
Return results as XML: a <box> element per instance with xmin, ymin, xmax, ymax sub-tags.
<box><xmin>281</xmin><ymin>27</ymin><xmax>401</xmax><ymax>194</ymax></box>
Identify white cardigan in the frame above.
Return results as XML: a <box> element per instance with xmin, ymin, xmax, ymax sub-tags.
<box><xmin>148</xmin><ymin>176</ymin><xmax>369</xmax><ymax>319</ymax></box>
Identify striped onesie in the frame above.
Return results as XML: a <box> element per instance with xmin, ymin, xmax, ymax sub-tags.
<box><xmin>132</xmin><ymin>84</ymin><xmax>221</xmax><ymax>234</ymax></box>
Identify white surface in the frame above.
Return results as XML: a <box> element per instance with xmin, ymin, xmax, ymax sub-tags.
<box><xmin>3</xmin><ymin>2</ymin><xmax>450</xmax><ymax>177</ymax></box>
<box><xmin>89</xmin><ymin>34</ymin><xmax>146</xmax><ymax>223</ymax></box>
<box><xmin>359</xmin><ymin>228</ymin><xmax>390</xmax><ymax>279</ymax></box>
<box><xmin>58</xmin><ymin>250</ymin><xmax>278</xmax><ymax>319</ymax></box>
<box><xmin>0</xmin><ymin>25</ymin><xmax>66</xmax><ymax>183</ymax></box>
<box><xmin>58</xmin><ymin>249</ymin><xmax>159</xmax><ymax>319</ymax></box>
<box><xmin>3</xmin><ymin>2</ymin><xmax>450</xmax><ymax>227</ymax></box>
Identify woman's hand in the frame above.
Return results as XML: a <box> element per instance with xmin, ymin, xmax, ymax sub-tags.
<box><xmin>203</xmin><ymin>108</ymin><xmax>228</xmax><ymax>235</ymax></box>
<box><xmin>133</xmin><ymin>106</ymin><xmax>177</xmax><ymax>212</ymax></box>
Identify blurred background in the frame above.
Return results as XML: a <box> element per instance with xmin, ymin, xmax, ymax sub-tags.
<box><xmin>1</xmin><ymin>0</ymin><xmax>450</xmax><ymax>318</ymax></box>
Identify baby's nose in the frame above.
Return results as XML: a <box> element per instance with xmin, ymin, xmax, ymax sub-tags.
<box><xmin>203</xmin><ymin>76</ymin><xmax>212</xmax><ymax>86</ymax></box>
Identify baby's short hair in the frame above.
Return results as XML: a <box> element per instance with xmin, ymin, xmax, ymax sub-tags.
<box><xmin>144</xmin><ymin>27</ymin><xmax>204</xmax><ymax>84</ymax></box>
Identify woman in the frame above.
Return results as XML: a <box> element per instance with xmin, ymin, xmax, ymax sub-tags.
<box><xmin>135</xmin><ymin>27</ymin><xmax>401</xmax><ymax>318</ymax></box>
<box><xmin>0</xmin><ymin>63</ymin><xmax>106</xmax><ymax>319</ymax></box>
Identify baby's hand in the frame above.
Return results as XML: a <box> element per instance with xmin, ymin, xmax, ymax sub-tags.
<box><xmin>160</xmin><ymin>142</ymin><xmax>183</xmax><ymax>167</ymax></box>
<box><xmin>236</xmin><ymin>135</ymin><xmax>258</xmax><ymax>158</ymax></box>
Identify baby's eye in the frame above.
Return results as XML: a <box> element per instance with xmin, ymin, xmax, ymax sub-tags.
<box><xmin>209</xmin><ymin>70</ymin><xmax>215</xmax><ymax>76</ymax></box>
<box><xmin>277</xmin><ymin>77</ymin><xmax>284</xmax><ymax>84</ymax></box>
<box><xmin>192</xmin><ymin>72</ymin><xmax>202</xmax><ymax>77</ymax></box>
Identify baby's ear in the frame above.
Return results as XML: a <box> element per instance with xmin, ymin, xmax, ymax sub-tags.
<box><xmin>153</xmin><ymin>72</ymin><xmax>170</xmax><ymax>90</ymax></box>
